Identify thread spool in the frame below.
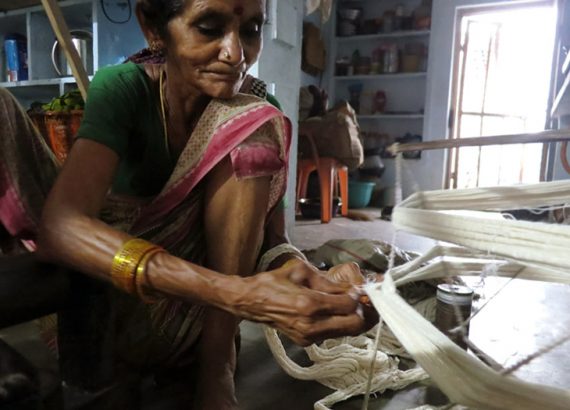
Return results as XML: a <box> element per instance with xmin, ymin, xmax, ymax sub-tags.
<box><xmin>435</xmin><ymin>284</ymin><xmax>473</xmax><ymax>350</ymax></box>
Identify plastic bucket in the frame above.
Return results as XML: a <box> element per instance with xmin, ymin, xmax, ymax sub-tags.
<box><xmin>348</xmin><ymin>181</ymin><xmax>375</xmax><ymax>208</ymax></box>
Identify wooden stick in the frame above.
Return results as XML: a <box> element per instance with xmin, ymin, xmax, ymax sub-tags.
<box><xmin>40</xmin><ymin>0</ymin><xmax>90</xmax><ymax>100</ymax></box>
<box><xmin>389</xmin><ymin>129</ymin><xmax>570</xmax><ymax>154</ymax></box>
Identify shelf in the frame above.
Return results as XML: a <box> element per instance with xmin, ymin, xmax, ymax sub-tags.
<box><xmin>335</xmin><ymin>73</ymin><xmax>427</xmax><ymax>80</ymax></box>
<box><xmin>0</xmin><ymin>0</ymin><xmax>90</xmax><ymax>15</ymax></box>
<box><xmin>358</xmin><ymin>114</ymin><xmax>424</xmax><ymax>120</ymax></box>
<box><xmin>336</xmin><ymin>30</ymin><xmax>430</xmax><ymax>42</ymax></box>
<box><xmin>0</xmin><ymin>76</ymin><xmax>93</xmax><ymax>88</ymax></box>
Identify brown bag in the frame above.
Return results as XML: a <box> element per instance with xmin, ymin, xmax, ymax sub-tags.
<box><xmin>302</xmin><ymin>22</ymin><xmax>326</xmax><ymax>76</ymax></box>
<box><xmin>298</xmin><ymin>102</ymin><xmax>364</xmax><ymax>170</ymax></box>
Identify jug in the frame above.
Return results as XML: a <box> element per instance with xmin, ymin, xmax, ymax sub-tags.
<box><xmin>51</xmin><ymin>30</ymin><xmax>93</xmax><ymax>77</ymax></box>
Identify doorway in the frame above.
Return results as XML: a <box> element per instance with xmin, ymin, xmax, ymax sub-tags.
<box><xmin>447</xmin><ymin>2</ymin><xmax>557</xmax><ymax>189</ymax></box>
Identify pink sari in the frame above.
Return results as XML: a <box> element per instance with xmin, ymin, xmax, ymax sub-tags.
<box><xmin>0</xmin><ymin>86</ymin><xmax>291</xmax><ymax>367</ymax></box>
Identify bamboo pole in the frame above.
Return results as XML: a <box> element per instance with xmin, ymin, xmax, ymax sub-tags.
<box><xmin>40</xmin><ymin>0</ymin><xmax>90</xmax><ymax>100</ymax></box>
<box><xmin>388</xmin><ymin>129</ymin><xmax>570</xmax><ymax>154</ymax></box>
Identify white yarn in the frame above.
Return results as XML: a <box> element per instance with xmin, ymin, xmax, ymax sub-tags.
<box><xmin>263</xmin><ymin>294</ymin><xmax>436</xmax><ymax>410</ymax></box>
<box><xmin>366</xmin><ymin>273</ymin><xmax>570</xmax><ymax>410</ymax></box>
<box><xmin>264</xmin><ymin>177</ymin><xmax>570</xmax><ymax>409</ymax></box>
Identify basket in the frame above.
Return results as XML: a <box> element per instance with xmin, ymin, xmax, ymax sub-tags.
<box><xmin>30</xmin><ymin>110</ymin><xmax>83</xmax><ymax>163</ymax></box>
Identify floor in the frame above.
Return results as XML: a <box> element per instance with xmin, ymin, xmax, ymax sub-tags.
<box><xmin>2</xmin><ymin>210</ymin><xmax>570</xmax><ymax>409</ymax></box>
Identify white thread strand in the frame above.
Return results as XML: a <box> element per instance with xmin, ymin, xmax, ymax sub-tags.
<box><xmin>263</xmin><ymin>175</ymin><xmax>570</xmax><ymax>409</ymax></box>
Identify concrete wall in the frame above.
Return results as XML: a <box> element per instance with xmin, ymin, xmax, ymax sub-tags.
<box><xmin>257</xmin><ymin>0</ymin><xmax>305</xmax><ymax>230</ymax></box>
<box><xmin>94</xmin><ymin>0</ymin><xmax>146</xmax><ymax>68</ymax></box>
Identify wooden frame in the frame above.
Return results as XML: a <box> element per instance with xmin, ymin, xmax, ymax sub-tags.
<box><xmin>389</xmin><ymin>129</ymin><xmax>570</xmax><ymax>154</ymax></box>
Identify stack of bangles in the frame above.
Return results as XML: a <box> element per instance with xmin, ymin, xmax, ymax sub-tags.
<box><xmin>111</xmin><ymin>238</ymin><xmax>165</xmax><ymax>303</ymax></box>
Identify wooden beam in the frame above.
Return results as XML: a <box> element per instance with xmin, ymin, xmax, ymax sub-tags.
<box><xmin>40</xmin><ymin>0</ymin><xmax>89</xmax><ymax>100</ymax></box>
<box><xmin>388</xmin><ymin>129</ymin><xmax>570</xmax><ymax>154</ymax></box>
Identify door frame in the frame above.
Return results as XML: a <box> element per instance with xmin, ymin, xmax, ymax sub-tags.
<box><xmin>445</xmin><ymin>0</ymin><xmax>555</xmax><ymax>189</ymax></box>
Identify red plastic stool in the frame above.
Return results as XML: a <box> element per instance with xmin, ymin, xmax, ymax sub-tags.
<box><xmin>296</xmin><ymin>122</ymin><xmax>349</xmax><ymax>223</ymax></box>
<box><xmin>296</xmin><ymin>158</ymin><xmax>348</xmax><ymax>223</ymax></box>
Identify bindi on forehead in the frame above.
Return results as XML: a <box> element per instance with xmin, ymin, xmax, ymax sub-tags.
<box><xmin>233</xmin><ymin>5</ymin><xmax>244</xmax><ymax>15</ymax></box>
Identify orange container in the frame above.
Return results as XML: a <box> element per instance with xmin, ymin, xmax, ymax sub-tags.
<box><xmin>69</xmin><ymin>110</ymin><xmax>84</xmax><ymax>139</ymax></box>
<box><xmin>45</xmin><ymin>112</ymin><xmax>71</xmax><ymax>163</ymax></box>
<box><xmin>31</xmin><ymin>110</ymin><xmax>84</xmax><ymax>163</ymax></box>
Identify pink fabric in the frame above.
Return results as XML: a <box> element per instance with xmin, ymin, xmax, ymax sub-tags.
<box><xmin>0</xmin><ymin>166</ymin><xmax>37</xmax><ymax>239</ymax></box>
<box><xmin>230</xmin><ymin>142</ymin><xmax>284</xmax><ymax>179</ymax></box>
<box><xmin>132</xmin><ymin>104</ymin><xmax>290</xmax><ymax>234</ymax></box>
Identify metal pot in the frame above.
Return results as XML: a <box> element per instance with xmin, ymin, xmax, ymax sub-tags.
<box><xmin>51</xmin><ymin>30</ymin><xmax>93</xmax><ymax>77</ymax></box>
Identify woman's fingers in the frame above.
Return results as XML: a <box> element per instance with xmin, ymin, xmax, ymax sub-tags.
<box><xmin>325</xmin><ymin>262</ymin><xmax>365</xmax><ymax>286</ymax></box>
<box><xmin>273</xmin><ymin>311</ymin><xmax>366</xmax><ymax>346</ymax></box>
<box><xmin>293</xmin><ymin>290</ymin><xmax>358</xmax><ymax>317</ymax></box>
<box><xmin>244</xmin><ymin>260</ymin><xmax>378</xmax><ymax>346</ymax></box>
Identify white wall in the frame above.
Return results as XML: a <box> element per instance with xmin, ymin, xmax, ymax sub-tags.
<box><xmin>94</xmin><ymin>1</ymin><xmax>146</xmax><ymax>68</ymax></box>
<box><xmin>257</xmin><ymin>0</ymin><xmax>305</xmax><ymax>230</ymax></box>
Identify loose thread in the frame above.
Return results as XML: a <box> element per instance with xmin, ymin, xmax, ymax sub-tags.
<box><xmin>362</xmin><ymin>155</ymin><xmax>405</xmax><ymax>410</ymax></box>
<box><xmin>501</xmin><ymin>332</ymin><xmax>570</xmax><ymax>375</ymax></box>
<box><xmin>361</xmin><ymin>318</ymin><xmax>384</xmax><ymax>410</ymax></box>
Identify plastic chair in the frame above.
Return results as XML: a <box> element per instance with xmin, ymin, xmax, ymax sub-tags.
<box><xmin>296</xmin><ymin>123</ymin><xmax>349</xmax><ymax>223</ymax></box>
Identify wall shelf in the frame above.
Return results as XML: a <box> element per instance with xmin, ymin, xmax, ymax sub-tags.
<box><xmin>336</xmin><ymin>30</ymin><xmax>430</xmax><ymax>42</ymax></box>
<box><xmin>335</xmin><ymin>73</ymin><xmax>427</xmax><ymax>81</ymax></box>
<box><xmin>0</xmin><ymin>76</ymin><xmax>92</xmax><ymax>88</ymax></box>
<box><xmin>0</xmin><ymin>0</ymin><xmax>90</xmax><ymax>15</ymax></box>
<box><xmin>358</xmin><ymin>114</ymin><xmax>424</xmax><ymax>120</ymax></box>
<box><xmin>0</xmin><ymin>0</ymin><xmax>144</xmax><ymax>106</ymax></box>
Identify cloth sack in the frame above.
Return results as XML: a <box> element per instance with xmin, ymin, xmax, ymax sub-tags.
<box><xmin>298</xmin><ymin>102</ymin><xmax>364</xmax><ymax>170</ymax></box>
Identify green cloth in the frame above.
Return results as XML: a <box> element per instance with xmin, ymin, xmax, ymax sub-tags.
<box><xmin>77</xmin><ymin>62</ymin><xmax>281</xmax><ymax>197</ymax></box>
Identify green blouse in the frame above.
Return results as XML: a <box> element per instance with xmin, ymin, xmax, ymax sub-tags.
<box><xmin>76</xmin><ymin>62</ymin><xmax>280</xmax><ymax>197</ymax></box>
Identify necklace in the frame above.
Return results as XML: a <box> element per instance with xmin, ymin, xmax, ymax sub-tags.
<box><xmin>159</xmin><ymin>68</ymin><xmax>170</xmax><ymax>157</ymax></box>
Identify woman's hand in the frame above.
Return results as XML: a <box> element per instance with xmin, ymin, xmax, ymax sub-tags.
<box><xmin>324</xmin><ymin>262</ymin><xmax>380</xmax><ymax>332</ymax></box>
<box><xmin>225</xmin><ymin>259</ymin><xmax>367</xmax><ymax>346</ymax></box>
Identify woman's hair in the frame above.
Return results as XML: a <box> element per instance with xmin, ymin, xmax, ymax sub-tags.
<box><xmin>137</xmin><ymin>0</ymin><xmax>187</xmax><ymax>37</ymax></box>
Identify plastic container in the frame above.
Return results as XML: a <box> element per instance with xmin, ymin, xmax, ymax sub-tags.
<box><xmin>348</xmin><ymin>181</ymin><xmax>375</xmax><ymax>208</ymax></box>
<box><xmin>32</xmin><ymin>110</ymin><xmax>84</xmax><ymax>163</ymax></box>
<box><xmin>4</xmin><ymin>34</ymin><xmax>28</xmax><ymax>82</ymax></box>
<box><xmin>435</xmin><ymin>284</ymin><xmax>473</xmax><ymax>350</ymax></box>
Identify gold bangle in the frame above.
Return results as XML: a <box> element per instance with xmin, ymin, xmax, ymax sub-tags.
<box><xmin>282</xmin><ymin>258</ymin><xmax>303</xmax><ymax>269</ymax></box>
<box><xmin>111</xmin><ymin>238</ymin><xmax>159</xmax><ymax>294</ymax></box>
<box><xmin>135</xmin><ymin>248</ymin><xmax>165</xmax><ymax>304</ymax></box>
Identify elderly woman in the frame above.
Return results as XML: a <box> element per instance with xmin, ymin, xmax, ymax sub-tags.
<box><xmin>0</xmin><ymin>0</ymin><xmax>371</xmax><ymax>408</ymax></box>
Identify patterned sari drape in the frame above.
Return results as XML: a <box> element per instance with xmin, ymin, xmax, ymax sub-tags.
<box><xmin>0</xmin><ymin>86</ymin><xmax>291</xmax><ymax>371</ymax></box>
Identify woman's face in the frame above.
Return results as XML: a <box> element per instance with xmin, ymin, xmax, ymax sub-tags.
<box><xmin>164</xmin><ymin>0</ymin><xmax>265</xmax><ymax>99</ymax></box>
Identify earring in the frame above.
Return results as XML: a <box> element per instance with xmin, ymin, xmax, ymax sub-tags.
<box><xmin>149</xmin><ymin>41</ymin><xmax>163</xmax><ymax>55</ymax></box>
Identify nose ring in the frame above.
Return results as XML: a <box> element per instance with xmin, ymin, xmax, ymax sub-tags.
<box><xmin>223</xmin><ymin>51</ymin><xmax>231</xmax><ymax>59</ymax></box>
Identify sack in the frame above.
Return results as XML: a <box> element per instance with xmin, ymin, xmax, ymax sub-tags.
<box><xmin>308</xmin><ymin>239</ymin><xmax>419</xmax><ymax>272</ymax></box>
<box><xmin>298</xmin><ymin>102</ymin><xmax>364</xmax><ymax>169</ymax></box>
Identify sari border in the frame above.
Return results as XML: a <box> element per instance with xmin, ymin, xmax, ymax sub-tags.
<box><xmin>0</xmin><ymin>164</ymin><xmax>37</xmax><ymax>238</ymax></box>
<box><xmin>132</xmin><ymin>102</ymin><xmax>289</xmax><ymax>234</ymax></box>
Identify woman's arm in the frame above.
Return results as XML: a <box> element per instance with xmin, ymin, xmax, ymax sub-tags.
<box><xmin>37</xmin><ymin>138</ymin><xmax>244</xmax><ymax>308</ymax></box>
<box><xmin>37</xmin><ymin>139</ymin><xmax>366</xmax><ymax>346</ymax></box>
